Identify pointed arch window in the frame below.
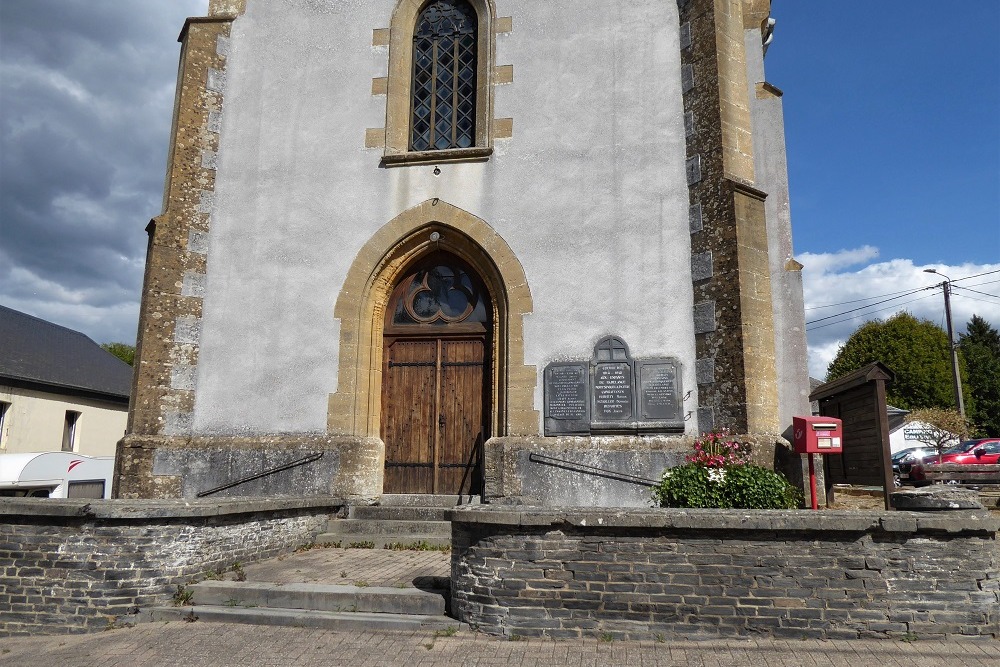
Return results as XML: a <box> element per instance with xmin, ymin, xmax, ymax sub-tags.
<box><xmin>410</xmin><ymin>0</ymin><xmax>478</xmax><ymax>151</ymax></box>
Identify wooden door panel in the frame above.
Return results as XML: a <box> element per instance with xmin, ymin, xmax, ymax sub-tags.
<box><xmin>439</xmin><ymin>339</ymin><xmax>485</xmax><ymax>494</ymax></box>
<box><xmin>382</xmin><ymin>340</ymin><xmax>437</xmax><ymax>494</ymax></box>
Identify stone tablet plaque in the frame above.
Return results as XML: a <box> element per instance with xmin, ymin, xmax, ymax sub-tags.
<box><xmin>637</xmin><ymin>359</ymin><xmax>684</xmax><ymax>432</ymax></box>
<box><xmin>542</xmin><ymin>336</ymin><xmax>685</xmax><ymax>435</ymax></box>
<box><xmin>592</xmin><ymin>362</ymin><xmax>634</xmax><ymax>423</ymax></box>
<box><xmin>543</xmin><ymin>363</ymin><xmax>590</xmax><ymax>435</ymax></box>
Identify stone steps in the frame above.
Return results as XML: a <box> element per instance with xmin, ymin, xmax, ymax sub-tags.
<box><xmin>141</xmin><ymin>495</ymin><xmax>477</xmax><ymax>632</ymax></box>
<box><xmin>188</xmin><ymin>580</ymin><xmax>448</xmax><ymax>615</ymax></box>
<box><xmin>312</xmin><ymin>494</ymin><xmax>479</xmax><ymax>547</ymax></box>
<box><xmin>322</xmin><ymin>519</ymin><xmax>452</xmax><ymax>537</ymax></box>
<box><xmin>375</xmin><ymin>494</ymin><xmax>481</xmax><ymax>508</ymax></box>
<box><xmin>144</xmin><ymin>605</ymin><xmax>461</xmax><ymax>632</ymax></box>
<box><xmin>142</xmin><ymin>580</ymin><xmax>458</xmax><ymax>632</ymax></box>
<box><xmin>350</xmin><ymin>505</ymin><xmax>450</xmax><ymax>521</ymax></box>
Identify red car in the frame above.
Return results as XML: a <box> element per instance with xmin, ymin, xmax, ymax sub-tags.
<box><xmin>900</xmin><ymin>438</ymin><xmax>1000</xmax><ymax>483</ymax></box>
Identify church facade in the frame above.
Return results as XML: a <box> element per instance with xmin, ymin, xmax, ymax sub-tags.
<box><xmin>115</xmin><ymin>0</ymin><xmax>810</xmax><ymax>503</ymax></box>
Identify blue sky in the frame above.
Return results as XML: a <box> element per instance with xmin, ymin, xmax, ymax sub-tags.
<box><xmin>0</xmin><ymin>1</ymin><xmax>997</xmax><ymax>380</ymax></box>
<box><xmin>768</xmin><ymin>2</ymin><xmax>999</xmax><ymax>267</ymax></box>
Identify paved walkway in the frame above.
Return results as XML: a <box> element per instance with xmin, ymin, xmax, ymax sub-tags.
<box><xmin>2</xmin><ymin>547</ymin><xmax>997</xmax><ymax>666</ymax></box>
<box><xmin>2</xmin><ymin>623</ymin><xmax>997</xmax><ymax>666</ymax></box>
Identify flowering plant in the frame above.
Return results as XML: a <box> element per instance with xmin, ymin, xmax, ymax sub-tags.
<box><xmin>686</xmin><ymin>430</ymin><xmax>750</xmax><ymax>467</ymax></box>
<box><xmin>652</xmin><ymin>431</ymin><xmax>801</xmax><ymax>510</ymax></box>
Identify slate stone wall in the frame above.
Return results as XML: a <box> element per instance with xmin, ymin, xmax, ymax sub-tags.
<box><xmin>450</xmin><ymin>507</ymin><xmax>1000</xmax><ymax>640</ymax></box>
<box><xmin>0</xmin><ymin>498</ymin><xmax>340</xmax><ymax>636</ymax></box>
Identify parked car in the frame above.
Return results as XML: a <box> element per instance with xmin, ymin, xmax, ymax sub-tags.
<box><xmin>899</xmin><ymin>439</ymin><xmax>1000</xmax><ymax>484</ymax></box>
<box><xmin>892</xmin><ymin>447</ymin><xmax>937</xmax><ymax>487</ymax></box>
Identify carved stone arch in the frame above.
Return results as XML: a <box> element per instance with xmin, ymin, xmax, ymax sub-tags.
<box><xmin>329</xmin><ymin>200</ymin><xmax>537</xmax><ymax>442</ymax></box>
<box><xmin>383</xmin><ymin>0</ymin><xmax>497</xmax><ymax>158</ymax></box>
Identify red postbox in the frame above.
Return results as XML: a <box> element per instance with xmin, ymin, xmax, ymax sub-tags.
<box><xmin>793</xmin><ymin>416</ymin><xmax>843</xmax><ymax>510</ymax></box>
<box><xmin>793</xmin><ymin>416</ymin><xmax>843</xmax><ymax>454</ymax></box>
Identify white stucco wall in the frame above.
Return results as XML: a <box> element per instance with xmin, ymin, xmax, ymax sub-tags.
<box><xmin>0</xmin><ymin>386</ymin><xmax>127</xmax><ymax>457</ymax></box>
<box><xmin>192</xmin><ymin>0</ymin><xmax>696</xmax><ymax>435</ymax></box>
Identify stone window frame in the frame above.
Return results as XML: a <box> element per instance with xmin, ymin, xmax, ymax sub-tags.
<box><xmin>382</xmin><ymin>0</ymin><xmax>497</xmax><ymax>166</ymax></box>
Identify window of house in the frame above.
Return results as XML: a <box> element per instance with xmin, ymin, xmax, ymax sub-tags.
<box><xmin>0</xmin><ymin>401</ymin><xmax>8</xmax><ymax>450</ymax></box>
<box><xmin>62</xmin><ymin>410</ymin><xmax>81</xmax><ymax>452</ymax></box>
<box><xmin>410</xmin><ymin>0</ymin><xmax>478</xmax><ymax>151</ymax></box>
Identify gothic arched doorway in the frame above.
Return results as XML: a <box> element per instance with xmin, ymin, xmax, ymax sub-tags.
<box><xmin>381</xmin><ymin>252</ymin><xmax>491</xmax><ymax>494</ymax></box>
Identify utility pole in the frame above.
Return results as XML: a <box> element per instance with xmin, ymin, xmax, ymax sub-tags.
<box><xmin>924</xmin><ymin>269</ymin><xmax>965</xmax><ymax>418</ymax></box>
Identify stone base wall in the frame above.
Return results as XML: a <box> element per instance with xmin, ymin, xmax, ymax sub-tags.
<box><xmin>0</xmin><ymin>497</ymin><xmax>341</xmax><ymax>636</ymax></box>
<box><xmin>484</xmin><ymin>435</ymin><xmax>787</xmax><ymax>507</ymax></box>
<box><xmin>449</xmin><ymin>507</ymin><xmax>1000</xmax><ymax>640</ymax></box>
<box><xmin>114</xmin><ymin>434</ymin><xmax>383</xmax><ymax>499</ymax></box>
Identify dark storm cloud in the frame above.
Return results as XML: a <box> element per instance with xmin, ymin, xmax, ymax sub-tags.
<box><xmin>0</xmin><ymin>0</ymin><xmax>205</xmax><ymax>344</ymax></box>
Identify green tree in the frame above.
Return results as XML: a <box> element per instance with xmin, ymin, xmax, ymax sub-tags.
<box><xmin>959</xmin><ymin>315</ymin><xmax>1000</xmax><ymax>436</ymax></box>
<box><xmin>825</xmin><ymin>312</ymin><xmax>967</xmax><ymax>410</ymax></box>
<box><xmin>101</xmin><ymin>342</ymin><xmax>135</xmax><ymax>366</ymax></box>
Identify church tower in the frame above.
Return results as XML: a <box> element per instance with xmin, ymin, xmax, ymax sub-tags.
<box><xmin>115</xmin><ymin>0</ymin><xmax>809</xmax><ymax>503</ymax></box>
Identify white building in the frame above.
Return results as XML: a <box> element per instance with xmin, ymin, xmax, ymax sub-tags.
<box><xmin>0</xmin><ymin>305</ymin><xmax>132</xmax><ymax>457</ymax></box>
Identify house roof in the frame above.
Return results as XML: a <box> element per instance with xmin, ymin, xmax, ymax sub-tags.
<box><xmin>0</xmin><ymin>305</ymin><xmax>132</xmax><ymax>402</ymax></box>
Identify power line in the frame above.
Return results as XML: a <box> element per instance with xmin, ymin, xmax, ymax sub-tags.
<box><xmin>960</xmin><ymin>278</ymin><xmax>1000</xmax><ymax>289</ymax></box>
<box><xmin>805</xmin><ymin>293</ymin><xmax>938</xmax><ymax>332</ymax></box>
<box><xmin>952</xmin><ymin>286</ymin><xmax>1000</xmax><ymax>299</ymax></box>
<box><xmin>804</xmin><ymin>286</ymin><xmax>926</xmax><ymax>311</ymax></box>
<box><xmin>804</xmin><ymin>287</ymin><xmax>929</xmax><ymax>326</ymax></box>
<box><xmin>953</xmin><ymin>269</ymin><xmax>1000</xmax><ymax>283</ymax></box>
<box><xmin>951</xmin><ymin>288</ymin><xmax>1000</xmax><ymax>305</ymax></box>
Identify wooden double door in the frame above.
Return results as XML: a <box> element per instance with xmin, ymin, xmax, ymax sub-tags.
<box><xmin>380</xmin><ymin>255</ymin><xmax>491</xmax><ymax>494</ymax></box>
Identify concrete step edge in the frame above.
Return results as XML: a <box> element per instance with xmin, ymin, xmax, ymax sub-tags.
<box><xmin>141</xmin><ymin>605</ymin><xmax>465</xmax><ymax>632</ymax></box>
<box><xmin>188</xmin><ymin>581</ymin><xmax>447</xmax><ymax>615</ymax></box>
<box><xmin>374</xmin><ymin>494</ymin><xmax>482</xmax><ymax>508</ymax></box>
<box><xmin>348</xmin><ymin>507</ymin><xmax>450</xmax><ymax>521</ymax></box>
<box><xmin>312</xmin><ymin>534</ymin><xmax>452</xmax><ymax>549</ymax></box>
<box><xmin>323</xmin><ymin>519</ymin><xmax>452</xmax><ymax>534</ymax></box>
<box><xmin>312</xmin><ymin>533</ymin><xmax>452</xmax><ymax>547</ymax></box>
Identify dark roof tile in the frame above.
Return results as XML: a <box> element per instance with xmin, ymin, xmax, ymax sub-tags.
<box><xmin>0</xmin><ymin>305</ymin><xmax>132</xmax><ymax>400</ymax></box>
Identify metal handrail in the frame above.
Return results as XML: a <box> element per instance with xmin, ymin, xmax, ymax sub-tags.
<box><xmin>196</xmin><ymin>452</ymin><xmax>324</xmax><ymax>497</ymax></box>
<box><xmin>527</xmin><ymin>452</ymin><xmax>659</xmax><ymax>487</ymax></box>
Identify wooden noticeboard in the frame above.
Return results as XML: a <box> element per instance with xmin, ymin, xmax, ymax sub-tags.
<box><xmin>809</xmin><ymin>362</ymin><xmax>896</xmax><ymax>510</ymax></box>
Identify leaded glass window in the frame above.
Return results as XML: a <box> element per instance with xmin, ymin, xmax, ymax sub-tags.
<box><xmin>391</xmin><ymin>263</ymin><xmax>489</xmax><ymax>326</ymax></box>
<box><xmin>411</xmin><ymin>0</ymin><xmax>478</xmax><ymax>152</ymax></box>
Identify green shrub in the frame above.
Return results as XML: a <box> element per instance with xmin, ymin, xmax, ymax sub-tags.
<box><xmin>653</xmin><ymin>463</ymin><xmax>801</xmax><ymax>510</ymax></box>
<box><xmin>721</xmin><ymin>465</ymin><xmax>801</xmax><ymax>509</ymax></box>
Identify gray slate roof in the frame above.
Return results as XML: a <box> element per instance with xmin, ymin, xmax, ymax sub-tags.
<box><xmin>0</xmin><ymin>305</ymin><xmax>132</xmax><ymax>400</ymax></box>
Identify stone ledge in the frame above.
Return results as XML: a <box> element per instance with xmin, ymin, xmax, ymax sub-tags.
<box><xmin>0</xmin><ymin>496</ymin><xmax>345</xmax><ymax>521</ymax></box>
<box><xmin>447</xmin><ymin>506</ymin><xmax>1000</xmax><ymax>535</ymax></box>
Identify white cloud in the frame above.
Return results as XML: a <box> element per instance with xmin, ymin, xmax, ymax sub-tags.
<box><xmin>800</xmin><ymin>248</ymin><xmax>1000</xmax><ymax>379</ymax></box>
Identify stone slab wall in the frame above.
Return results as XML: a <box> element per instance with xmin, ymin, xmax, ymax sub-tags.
<box><xmin>449</xmin><ymin>507</ymin><xmax>1000</xmax><ymax>640</ymax></box>
<box><xmin>116</xmin><ymin>434</ymin><xmax>383</xmax><ymax>499</ymax></box>
<box><xmin>0</xmin><ymin>498</ymin><xmax>340</xmax><ymax>636</ymax></box>
<box><xmin>484</xmin><ymin>434</ymin><xmax>787</xmax><ymax>507</ymax></box>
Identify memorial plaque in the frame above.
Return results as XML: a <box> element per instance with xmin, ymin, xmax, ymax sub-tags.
<box><xmin>592</xmin><ymin>362</ymin><xmax>634</xmax><ymax>422</ymax></box>
<box><xmin>637</xmin><ymin>359</ymin><xmax>683</xmax><ymax>431</ymax></box>
<box><xmin>543</xmin><ymin>362</ymin><xmax>590</xmax><ymax>435</ymax></box>
<box><xmin>544</xmin><ymin>336</ymin><xmax>685</xmax><ymax>435</ymax></box>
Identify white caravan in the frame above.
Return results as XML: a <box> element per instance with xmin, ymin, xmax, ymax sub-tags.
<box><xmin>0</xmin><ymin>452</ymin><xmax>114</xmax><ymax>499</ymax></box>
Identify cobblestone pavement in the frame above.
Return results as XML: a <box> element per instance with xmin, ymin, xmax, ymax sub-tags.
<box><xmin>1</xmin><ymin>622</ymin><xmax>997</xmax><ymax>667</ymax></box>
<box><xmin>242</xmin><ymin>546</ymin><xmax>450</xmax><ymax>587</ymax></box>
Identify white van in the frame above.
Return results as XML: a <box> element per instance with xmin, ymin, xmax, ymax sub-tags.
<box><xmin>0</xmin><ymin>452</ymin><xmax>115</xmax><ymax>499</ymax></box>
